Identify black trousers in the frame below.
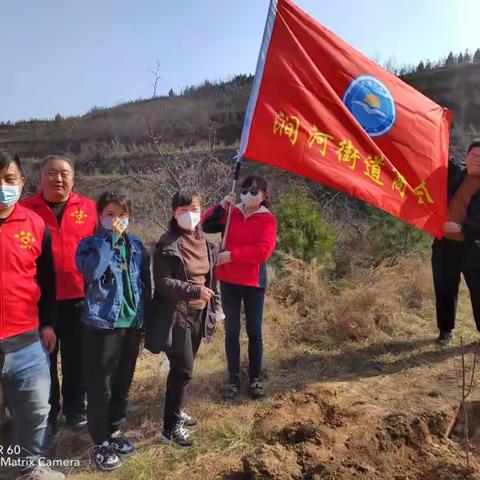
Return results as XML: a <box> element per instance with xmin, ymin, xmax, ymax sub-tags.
<box><xmin>164</xmin><ymin>309</ymin><xmax>204</xmax><ymax>432</ymax></box>
<box><xmin>49</xmin><ymin>299</ymin><xmax>86</xmax><ymax>422</ymax></box>
<box><xmin>84</xmin><ymin>327</ymin><xmax>141</xmax><ymax>445</ymax></box>
<box><xmin>432</xmin><ymin>239</ymin><xmax>480</xmax><ymax>332</ymax></box>
<box><xmin>221</xmin><ymin>282</ymin><xmax>265</xmax><ymax>383</ymax></box>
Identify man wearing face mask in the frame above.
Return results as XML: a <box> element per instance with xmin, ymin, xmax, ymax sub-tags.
<box><xmin>22</xmin><ymin>153</ymin><xmax>97</xmax><ymax>434</ymax></box>
<box><xmin>202</xmin><ymin>175</ymin><xmax>277</xmax><ymax>401</ymax></box>
<box><xmin>0</xmin><ymin>152</ymin><xmax>65</xmax><ymax>479</ymax></box>
<box><xmin>433</xmin><ymin>140</ymin><xmax>480</xmax><ymax>345</ymax></box>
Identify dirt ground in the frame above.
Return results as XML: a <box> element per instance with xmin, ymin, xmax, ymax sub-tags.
<box><xmin>61</xmin><ymin>323</ymin><xmax>480</xmax><ymax>479</ymax></box>
<box><xmin>3</xmin><ymin>266</ymin><xmax>480</xmax><ymax>479</ymax></box>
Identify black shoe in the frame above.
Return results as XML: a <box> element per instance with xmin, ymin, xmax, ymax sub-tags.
<box><xmin>66</xmin><ymin>414</ymin><xmax>87</xmax><ymax>432</ymax></box>
<box><xmin>436</xmin><ymin>330</ymin><xmax>453</xmax><ymax>346</ymax></box>
<box><xmin>92</xmin><ymin>441</ymin><xmax>122</xmax><ymax>471</ymax></box>
<box><xmin>180</xmin><ymin>411</ymin><xmax>199</xmax><ymax>428</ymax></box>
<box><xmin>249</xmin><ymin>380</ymin><xmax>266</xmax><ymax>400</ymax></box>
<box><xmin>161</xmin><ymin>421</ymin><xmax>194</xmax><ymax>448</ymax></box>
<box><xmin>109</xmin><ymin>431</ymin><xmax>135</xmax><ymax>455</ymax></box>
<box><xmin>224</xmin><ymin>382</ymin><xmax>241</xmax><ymax>401</ymax></box>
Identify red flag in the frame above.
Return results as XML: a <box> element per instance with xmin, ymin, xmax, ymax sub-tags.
<box><xmin>239</xmin><ymin>0</ymin><xmax>451</xmax><ymax>237</ymax></box>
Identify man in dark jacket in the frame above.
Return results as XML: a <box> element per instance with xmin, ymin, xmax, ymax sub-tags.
<box><xmin>433</xmin><ymin>140</ymin><xmax>480</xmax><ymax>345</ymax></box>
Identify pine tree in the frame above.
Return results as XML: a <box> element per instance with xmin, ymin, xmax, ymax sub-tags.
<box><xmin>464</xmin><ymin>49</ymin><xmax>471</xmax><ymax>63</ymax></box>
<box><xmin>445</xmin><ymin>51</ymin><xmax>455</xmax><ymax>67</ymax></box>
<box><xmin>458</xmin><ymin>52</ymin><xmax>464</xmax><ymax>64</ymax></box>
<box><xmin>474</xmin><ymin>48</ymin><xmax>480</xmax><ymax>63</ymax></box>
<box><xmin>416</xmin><ymin>61</ymin><xmax>425</xmax><ymax>73</ymax></box>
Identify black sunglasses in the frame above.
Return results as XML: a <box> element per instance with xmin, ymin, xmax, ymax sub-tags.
<box><xmin>241</xmin><ymin>186</ymin><xmax>261</xmax><ymax>195</ymax></box>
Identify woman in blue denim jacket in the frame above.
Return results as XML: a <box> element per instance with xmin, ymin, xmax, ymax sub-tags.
<box><xmin>76</xmin><ymin>190</ymin><xmax>151</xmax><ymax>472</ymax></box>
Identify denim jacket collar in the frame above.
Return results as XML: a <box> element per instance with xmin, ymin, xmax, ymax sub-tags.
<box><xmin>98</xmin><ymin>228</ymin><xmax>139</xmax><ymax>255</ymax></box>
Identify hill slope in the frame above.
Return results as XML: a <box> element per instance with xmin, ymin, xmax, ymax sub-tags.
<box><xmin>1</xmin><ymin>64</ymin><xmax>479</xmax><ymax>159</ymax></box>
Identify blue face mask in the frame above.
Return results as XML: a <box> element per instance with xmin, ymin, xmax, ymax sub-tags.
<box><xmin>0</xmin><ymin>185</ymin><xmax>21</xmax><ymax>209</ymax></box>
<box><xmin>101</xmin><ymin>218</ymin><xmax>114</xmax><ymax>230</ymax></box>
<box><xmin>101</xmin><ymin>217</ymin><xmax>129</xmax><ymax>231</ymax></box>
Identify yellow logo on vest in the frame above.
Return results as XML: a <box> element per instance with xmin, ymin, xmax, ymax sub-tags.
<box><xmin>71</xmin><ymin>209</ymin><xmax>88</xmax><ymax>224</ymax></box>
<box><xmin>15</xmin><ymin>231</ymin><xmax>36</xmax><ymax>250</ymax></box>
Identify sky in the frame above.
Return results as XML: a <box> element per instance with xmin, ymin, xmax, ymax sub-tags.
<box><xmin>0</xmin><ymin>0</ymin><xmax>477</xmax><ymax>122</ymax></box>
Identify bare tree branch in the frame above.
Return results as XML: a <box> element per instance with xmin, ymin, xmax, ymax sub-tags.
<box><xmin>148</xmin><ymin>60</ymin><xmax>163</xmax><ymax>98</ymax></box>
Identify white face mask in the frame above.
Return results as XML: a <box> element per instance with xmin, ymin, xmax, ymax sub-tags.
<box><xmin>177</xmin><ymin>211</ymin><xmax>201</xmax><ymax>231</ymax></box>
<box><xmin>241</xmin><ymin>192</ymin><xmax>263</xmax><ymax>208</ymax></box>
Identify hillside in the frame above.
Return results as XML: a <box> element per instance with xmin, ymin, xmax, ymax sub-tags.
<box><xmin>0</xmin><ymin>76</ymin><xmax>252</xmax><ymax>158</ymax></box>
<box><xmin>405</xmin><ymin>63</ymin><xmax>480</xmax><ymax>132</ymax></box>
<box><xmin>1</xmin><ymin>64</ymin><xmax>479</xmax><ymax>159</ymax></box>
<box><xmin>2</xmin><ymin>256</ymin><xmax>477</xmax><ymax>480</ymax></box>
<box><xmin>1</xmin><ymin>57</ymin><xmax>480</xmax><ymax>480</ymax></box>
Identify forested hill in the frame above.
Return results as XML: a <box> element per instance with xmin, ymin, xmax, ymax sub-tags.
<box><xmin>1</xmin><ymin>62</ymin><xmax>479</xmax><ymax>159</ymax></box>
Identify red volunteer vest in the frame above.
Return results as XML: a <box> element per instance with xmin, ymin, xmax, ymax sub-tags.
<box><xmin>21</xmin><ymin>192</ymin><xmax>97</xmax><ymax>300</ymax></box>
<box><xmin>0</xmin><ymin>204</ymin><xmax>46</xmax><ymax>340</ymax></box>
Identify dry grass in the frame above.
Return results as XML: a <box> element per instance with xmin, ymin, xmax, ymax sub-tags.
<box><xmin>29</xmin><ymin>254</ymin><xmax>480</xmax><ymax>480</ymax></box>
<box><xmin>268</xmin><ymin>254</ymin><xmax>434</xmax><ymax>348</ymax></box>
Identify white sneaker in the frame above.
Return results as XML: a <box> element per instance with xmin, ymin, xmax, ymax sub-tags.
<box><xmin>161</xmin><ymin>421</ymin><xmax>194</xmax><ymax>448</ymax></box>
<box><xmin>180</xmin><ymin>410</ymin><xmax>199</xmax><ymax>428</ymax></box>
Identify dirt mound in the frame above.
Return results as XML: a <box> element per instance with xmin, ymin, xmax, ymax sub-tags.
<box><xmin>239</xmin><ymin>386</ymin><xmax>478</xmax><ymax>480</ymax></box>
<box><xmin>418</xmin><ymin>463</ymin><xmax>479</xmax><ymax>480</ymax></box>
<box><xmin>243</xmin><ymin>444</ymin><xmax>302</xmax><ymax>480</ymax></box>
<box><xmin>375</xmin><ymin>413</ymin><xmax>432</xmax><ymax>451</ymax></box>
<box><xmin>253</xmin><ymin>387</ymin><xmax>346</xmax><ymax>446</ymax></box>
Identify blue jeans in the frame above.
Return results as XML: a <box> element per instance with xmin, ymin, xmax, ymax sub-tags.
<box><xmin>1</xmin><ymin>340</ymin><xmax>51</xmax><ymax>461</ymax></box>
<box><xmin>221</xmin><ymin>282</ymin><xmax>265</xmax><ymax>383</ymax></box>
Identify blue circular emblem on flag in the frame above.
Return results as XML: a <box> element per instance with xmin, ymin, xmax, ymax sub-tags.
<box><xmin>343</xmin><ymin>75</ymin><xmax>396</xmax><ymax>137</ymax></box>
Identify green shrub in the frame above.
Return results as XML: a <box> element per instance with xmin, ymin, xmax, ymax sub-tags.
<box><xmin>366</xmin><ymin>206</ymin><xmax>431</xmax><ymax>262</ymax></box>
<box><xmin>274</xmin><ymin>189</ymin><xmax>336</xmax><ymax>266</ymax></box>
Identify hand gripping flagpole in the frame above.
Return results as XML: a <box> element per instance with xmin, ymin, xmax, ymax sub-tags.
<box><xmin>220</xmin><ymin>0</ymin><xmax>277</xmax><ymax>252</ymax></box>
<box><xmin>221</xmin><ymin>153</ymin><xmax>242</xmax><ymax>251</ymax></box>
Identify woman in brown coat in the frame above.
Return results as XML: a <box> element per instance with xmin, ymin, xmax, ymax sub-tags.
<box><xmin>145</xmin><ymin>190</ymin><xmax>220</xmax><ymax>448</ymax></box>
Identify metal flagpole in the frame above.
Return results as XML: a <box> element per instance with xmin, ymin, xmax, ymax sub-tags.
<box><xmin>220</xmin><ymin>0</ymin><xmax>277</xmax><ymax>251</ymax></box>
<box><xmin>221</xmin><ymin>153</ymin><xmax>242</xmax><ymax>251</ymax></box>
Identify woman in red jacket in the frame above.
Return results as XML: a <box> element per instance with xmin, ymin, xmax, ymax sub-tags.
<box><xmin>202</xmin><ymin>175</ymin><xmax>276</xmax><ymax>400</ymax></box>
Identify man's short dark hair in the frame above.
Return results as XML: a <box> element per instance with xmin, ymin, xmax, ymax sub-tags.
<box><xmin>0</xmin><ymin>151</ymin><xmax>23</xmax><ymax>176</ymax></box>
<box><xmin>468</xmin><ymin>140</ymin><xmax>480</xmax><ymax>153</ymax></box>
<box><xmin>40</xmin><ymin>152</ymin><xmax>75</xmax><ymax>171</ymax></box>
<box><xmin>97</xmin><ymin>190</ymin><xmax>132</xmax><ymax>215</ymax></box>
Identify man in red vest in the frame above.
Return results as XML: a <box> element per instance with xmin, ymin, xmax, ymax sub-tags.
<box><xmin>0</xmin><ymin>152</ymin><xmax>64</xmax><ymax>479</ymax></box>
<box><xmin>22</xmin><ymin>153</ymin><xmax>97</xmax><ymax>434</ymax></box>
